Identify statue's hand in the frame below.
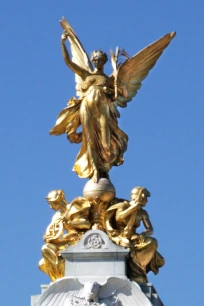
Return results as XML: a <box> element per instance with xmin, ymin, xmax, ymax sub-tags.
<box><xmin>131</xmin><ymin>234</ymin><xmax>140</xmax><ymax>243</ymax></box>
<box><xmin>110</xmin><ymin>229</ymin><xmax>120</xmax><ymax>237</ymax></box>
<box><xmin>68</xmin><ymin>132</ymin><xmax>82</xmax><ymax>143</ymax></box>
<box><xmin>131</xmin><ymin>202</ymin><xmax>142</xmax><ymax>210</ymax></box>
<box><xmin>61</xmin><ymin>31</ymin><xmax>68</xmax><ymax>43</ymax></box>
<box><xmin>45</xmin><ymin>237</ymin><xmax>52</xmax><ymax>243</ymax></box>
<box><xmin>131</xmin><ymin>234</ymin><xmax>145</xmax><ymax>245</ymax></box>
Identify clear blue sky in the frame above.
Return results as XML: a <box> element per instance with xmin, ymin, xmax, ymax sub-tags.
<box><xmin>1</xmin><ymin>1</ymin><xmax>203</xmax><ymax>305</ymax></box>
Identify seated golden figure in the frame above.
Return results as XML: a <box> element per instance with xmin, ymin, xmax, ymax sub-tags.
<box><xmin>39</xmin><ymin>190</ymin><xmax>91</xmax><ymax>281</ymax></box>
<box><xmin>105</xmin><ymin>187</ymin><xmax>164</xmax><ymax>283</ymax></box>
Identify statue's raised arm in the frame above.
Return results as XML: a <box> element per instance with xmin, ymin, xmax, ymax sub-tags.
<box><xmin>61</xmin><ymin>32</ymin><xmax>88</xmax><ymax>79</ymax></box>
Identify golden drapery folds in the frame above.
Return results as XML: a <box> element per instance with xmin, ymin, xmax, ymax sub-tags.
<box><xmin>50</xmin><ymin>93</ymin><xmax>128</xmax><ymax>180</ymax></box>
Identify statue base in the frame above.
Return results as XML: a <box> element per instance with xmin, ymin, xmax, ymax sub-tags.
<box><xmin>61</xmin><ymin>229</ymin><xmax>128</xmax><ymax>283</ymax></box>
<box><xmin>32</xmin><ymin>230</ymin><xmax>164</xmax><ymax>306</ymax></box>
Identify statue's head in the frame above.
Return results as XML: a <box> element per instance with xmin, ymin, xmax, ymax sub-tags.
<box><xmin>46</xmin><ymin>189</ymin><xmax>65</xmax><ymax>211</ymax></box>
<box><xmin>84</xmin><ymin>281</ymin><xmax>100</xmax><ymax>303</ymax></box>
<box><xmin>131</xmin><ymin>187</ymin><xmax>150</xmax><ymax>206</ymax></box>
<box><xmin>90</xmin><ymin>50</ymin><xmax>108</xmax><ymax>69</ymax></box>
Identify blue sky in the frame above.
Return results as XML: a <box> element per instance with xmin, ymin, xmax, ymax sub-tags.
<box><xmin>1</xmin><ymin>1</ymin><xmax>203</xmax><ymax>305</ymax></box>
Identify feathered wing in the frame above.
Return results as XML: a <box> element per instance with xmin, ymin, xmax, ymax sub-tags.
<box><xmin>60</xmin><ymin>17</ymin><xmax>93</xmax><ymax>97</ymax></box>
<box><xmin>112</xmin><ymin>32</ymin><xmax>176</xmax><ymax>112</ymax></box>
<box><xmin>35</xmin><ymin>278</ymin><xmax>83</xmax><ymax>306</ymax></box>
<box><xmin>50</xmin><ymin>18</ymin><xmax>93</xmax><ymax>137</ymax></box>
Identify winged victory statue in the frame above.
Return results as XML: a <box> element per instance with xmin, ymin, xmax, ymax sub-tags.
<box><xmin>50</xmin><ymin>17</ymin><xmax>175</xmax><ymax>183</ymax></box>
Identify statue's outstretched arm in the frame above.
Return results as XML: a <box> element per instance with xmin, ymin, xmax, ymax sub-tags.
<box><xmin>115</xmin><ymin>202</ymin><xmax>141</xmax><ymax>222</ymax></box>
<box><xmin>61</xmin><ymin>33</ymin><xmax>88</xmax><ymax>79</ymax></box>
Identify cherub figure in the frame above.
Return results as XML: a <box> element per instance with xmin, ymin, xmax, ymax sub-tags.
<box><xmin>50</xmin><ymin>17</ymin><xmax>175</xmax><ymax>182</ymax></box>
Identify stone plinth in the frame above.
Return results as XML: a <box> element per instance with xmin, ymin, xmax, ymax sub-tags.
<box><xmin>61</xmin><ymin>229</ymin><xmax>129</xmax><ymax>283</ymax></box>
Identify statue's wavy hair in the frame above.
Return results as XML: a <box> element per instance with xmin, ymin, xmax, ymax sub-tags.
<box><xmin>90</xmin><ymin>50</ymin><xmax>108</xmax><ymax>64</ymax></box>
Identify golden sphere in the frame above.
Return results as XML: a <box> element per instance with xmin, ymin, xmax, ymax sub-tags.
<box><xmin>83</xmin><ymin>178</ymin><xmax>115</xmax><ymax>202</ymax></box>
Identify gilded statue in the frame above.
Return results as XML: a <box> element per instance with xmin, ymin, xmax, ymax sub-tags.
<box><xmin>50</xmin><ymin>17</ymin><xmax>175</xmax><ymax>182</ymax></box>
<box><xmin>39</xmin><ymin>190</ymin><xmax>91</xmax><ymax>281</ymax></box>
<box><xmin>105</xmin><ymin>187</ymin><xmax>164</xmax><ymax>283</ymax></box>
<box><xmin>39</xmin><ymin>17</ymin><xmax>175</xmax><ymax>284</ymax></box>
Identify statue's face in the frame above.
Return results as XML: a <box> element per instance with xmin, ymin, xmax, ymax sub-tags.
<box><xmin>131</xmin><ymin>191</ymin><xmax>137</xmax><ymax>202</ymax></box>
<box><xmin>48</xmin><ymin>201</ymin><xmax>60</xmax><ymax>211</ymax></box>
<box><xmin>141</xmin><ymin>196</ymin><xmax>148</xmax><ymax>207</ymax></box>
<box><xmin>131</xmin><ymin>191</ymin><xmax>148</xmax><ymax>206</ymax></box>
<box><xmin>92</xmin><ymin>57</ymin><xmax>105</xmax><ymax>69</ymax></box>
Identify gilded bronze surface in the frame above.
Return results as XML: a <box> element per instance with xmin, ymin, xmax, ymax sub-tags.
<box><xmin>50</xmin><ymin>17</ymin><xmax>175</xmax><ymax>183</ymax></box>
<box><xmin>39</xmin><ymin>190</ymin><xmax>91</xmax><ymax>281</ymax></box>
<box><xmin>105</xmin><ymin>187</ymin><xmax>164</xmax><ymax>283</ymax></box>
<box><xmin>39</xmin><ymin>187</ymin><xmax>164</xmax><ymax>283</ymax></box>
<box><xmin>39</xmin><ymin>17</ymin><xmax>175</xmax><ymax>283</ymax></box>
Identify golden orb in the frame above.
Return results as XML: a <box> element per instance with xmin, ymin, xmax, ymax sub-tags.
<box><xmin>83</xmin><ymin>178</ymin><xmax>115</xmax><ymax>202</ymax></box>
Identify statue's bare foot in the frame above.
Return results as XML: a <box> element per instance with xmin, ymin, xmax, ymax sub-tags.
<box><xmin>91</xmin><ymin>170</ymin><xmax>99</xmax><ymax>183</ymax></box>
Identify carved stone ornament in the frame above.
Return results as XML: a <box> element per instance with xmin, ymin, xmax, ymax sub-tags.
<box><xmin>35</xmin><ymin>277</ymin><xmax>152</xmax><ymax>306</ymax></box>
<box><xmin>84</xmin><ymin>234</ymin><xmax>104</xmax><ymax>249</ymax></box>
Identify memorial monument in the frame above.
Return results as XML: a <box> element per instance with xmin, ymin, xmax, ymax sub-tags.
<box><xmin>32</xmin><ymin>17</ymin><xmax>175</xmax><ymax>305</ymax></box>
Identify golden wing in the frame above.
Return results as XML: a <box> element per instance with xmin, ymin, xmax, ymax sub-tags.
<box><xmin>113</xmin><ymin>32</ymin><xmax>176</xmax><ymax>112</ymax></box>
<box><xmin>60</xmin><ymin>17</ymin><xmax>93</xmax><ymax>97</ymax></box>
<box><xmin>50</xmin><ymin>18</ymin><xmax>93</xmax><ymax>138</ymax></box>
